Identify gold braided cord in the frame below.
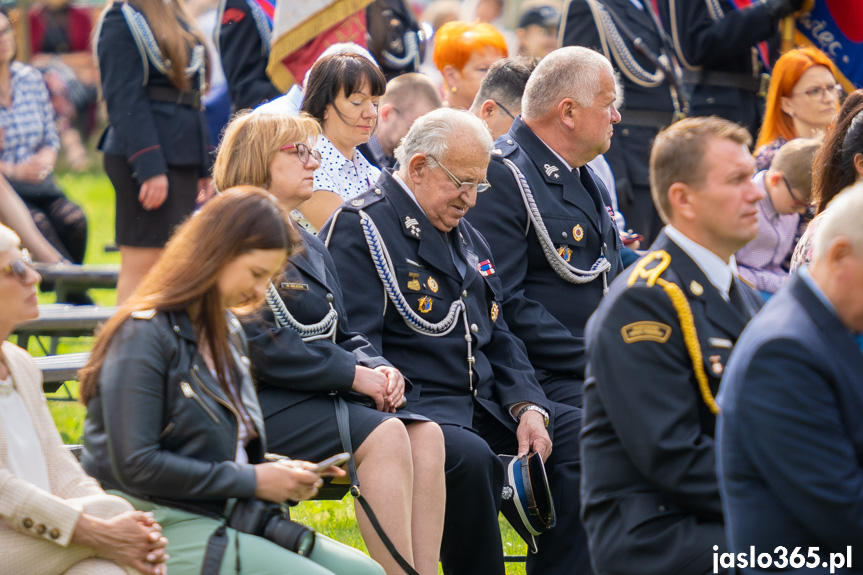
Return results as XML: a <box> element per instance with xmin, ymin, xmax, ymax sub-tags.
<box><xmin>657</xmin><ymin>277</ymin><xmax>719</xmax><ymax>414</ymax></box>
<box><xmin>627</xmin><ymin>250</ymin><xmax>671</xmax><ymax>287</ymax></box>
<box><xmin>627</xmin><ymin>249</ymin><xmax>718</xmax><ymax>414</ymax></box>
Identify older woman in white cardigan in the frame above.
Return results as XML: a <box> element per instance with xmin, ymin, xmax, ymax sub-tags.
<box><xmin>0</xmin><ymin>223</ymin><xmax>168</xmax><ymax>575</ymax></box>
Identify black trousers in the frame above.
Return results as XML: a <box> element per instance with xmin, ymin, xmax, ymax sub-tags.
<box><xmin>439</xmin><ymin>402</ymin><xmax>592</xmax><ymax>575</ymax></box>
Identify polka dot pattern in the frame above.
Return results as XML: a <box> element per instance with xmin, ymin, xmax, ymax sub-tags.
<box><xmin>313</xmin><ymin>134</ymin><xmax>381</xmax><ymax>200</ymax></box>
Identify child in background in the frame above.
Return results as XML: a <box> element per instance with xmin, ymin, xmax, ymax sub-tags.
<box><xmin>736</xmin><ymin>138</ymin><xmax>821</xmax><ymax>299</ymax></box>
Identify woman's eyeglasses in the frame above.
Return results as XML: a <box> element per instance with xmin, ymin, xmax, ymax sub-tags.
<box><xmin>280</xmin><ymin>143</ymin><xmax>322</xmax><ymax>165</ymax></box>
<box><xmin>2</xmin><ymin>250</ymin><xmax>34</xmax><ymax>283</ymax></box>
<box><xmin>792</xmin><ymin>84</ymin><xmax>843</xmax><ymax>102</ymax></box>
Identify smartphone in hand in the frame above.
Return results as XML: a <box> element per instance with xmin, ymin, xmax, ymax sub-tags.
<box><xmin>312</xmin><ymin>452</ymin><xmax>351</xmax><ymax>473</ymax></box>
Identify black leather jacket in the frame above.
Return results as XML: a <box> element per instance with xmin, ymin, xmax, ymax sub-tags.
<box><xmin>82</xmin><ymin>310</ymin><xmax>266</xmax><ymax>518</ymax></box>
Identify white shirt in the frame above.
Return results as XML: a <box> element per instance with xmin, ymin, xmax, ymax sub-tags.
<box><xmin>0</xmin><ymin>376</ymin><xmax>50</xmax><ymax>491</ymax></box>
<box><xmin>313</xmin><ymin>134</ymin><xmax>381</xmax><ymax>200</ymax></box>
<box><xmin>665</xmin><ymin>225</ymin><xmax>738</xmax><ymax>300</ymax></box>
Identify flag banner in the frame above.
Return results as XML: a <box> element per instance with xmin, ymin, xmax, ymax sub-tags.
<box><xmin>796</xmin><ymin>1</ymin><xmax>863</xmax><ymax>90</ymax></box>
<box><xmin>267</xmin><ymin>0</ymin><xmax>373</xmax><ymax>91</ymax></box>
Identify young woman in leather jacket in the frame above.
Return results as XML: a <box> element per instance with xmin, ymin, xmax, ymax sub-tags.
<box><xmin>78</xmin><ymin>188</ymin><xmax>384</xmax><ymax>575</ymax></box>
<box><xmin>213</xmin><ymin>111</ymin><xmax>446</xmax><ymax>575</ymax></box>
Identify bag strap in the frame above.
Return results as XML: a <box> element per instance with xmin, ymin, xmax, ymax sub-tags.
<box><xmin>334</xmin><ymin>395</ymin><xmax>421</xmax><ymax>575</ymax></box>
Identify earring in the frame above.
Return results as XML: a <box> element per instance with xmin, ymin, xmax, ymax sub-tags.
<box><xmin>451</xmin><ymin>86</ymin><xmax>458</xmax><ymax>94</ymax></box>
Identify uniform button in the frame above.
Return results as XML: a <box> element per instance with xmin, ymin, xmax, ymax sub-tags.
<box><xmin>622</xmin><ymin>128</ymin><xmax>630</xmax><ymax>136</ymax></box>
<box><xmin>462</xmin><ymin>290</ymin><xmax>468</xmax><ymax>298</ymax></box>
<box><xmin>49</xmin><ymin>528</ymin><xmax>60</xmax><ymax>539</ymax></box>
<box><xmin>473</xmin><ymin>389</ymin><xmax>478</xmax><ymax>397</ymax></box>
<box><xmin>562</xmin><ymin>232</ymin><xmax>568</xmax><ymax>239</ymax></box>
<box><xmin>326</xmin><ymin>293</ymin><xmax>334</xmax><ymax>302</ymax></box>
<box><xmin>373</xmin><ymin>188</ymin><xmax>382</xmax><ymax>195</ymax></box>
<box><xmin>658</xmin><ymin>505</ymin><xmax>667</xmax><ymax>512</ymax></box>
<box><xmin>36</xmin><ymin>524</ymin><xmax>46</xmax><ymax>535</ymax></box>
<box><xmin>706</xmin><ymin>97</ymin><xmax>715</xmax><ymax>104</ymax></box>
<box><xmin>240</xmin><ymin>356</ymin><xmax>250</xmax><ymax>366</ymax></box>
<box><xmin>471</xmin><ymin>324</ymin><xmax>478</xmax><ymax>333</ymax></box>
<box><xmin>506</xmin><ymin>139</ymin><xmax>513</xmax><ymax>145</ymax></box>
<box><xmin>131</xmin><ymin>172</ymin><xmax>138</xmax><ymax>179</ymax></box>
<box><xmin>22</xmin><ymin>518</ymin><xmax>33</xmax><ymax>529</ymax></box>
<box><xmin>173</xmin><ymin>325</ymin><xmax>180</xmax><ymax>333</ymax></box>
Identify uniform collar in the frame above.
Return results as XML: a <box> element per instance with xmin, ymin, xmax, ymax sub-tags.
<box><xmin>664</xmin><ymin>225</ymin><xmax>737</xmax><ymax>300</ymax></box>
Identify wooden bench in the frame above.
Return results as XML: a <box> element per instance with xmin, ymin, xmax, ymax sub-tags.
<box><xmin>32</xmin><ymin>263</ymin><xmax>119</xmax><ymax>302</ymax></box>
<box><xmin>35</xmin><ymin>352</ymin><xmax>89</xmax><ymax>394</ymax></box>
<box><xmin>14</xmin><ymin>304</ymin><xmax>116</xmax><ymax>354</ymax></box>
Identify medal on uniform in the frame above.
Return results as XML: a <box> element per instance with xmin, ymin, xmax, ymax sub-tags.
<box><xmin>709</xmin><ymin>355</ymin><xmax>723</xmax><ymax>375</ymax></box>
<box><xmin>490</xmin><ymin>302</ymin><xmax>499</xmax><ymax>322</ymax></box>
<box><xmin>573</xmin><ymin>224</ymin><xmax>584</xmax><ymax>242</ymax></box>
<box><xmin>407</xmin><ymin>272</ymin><xmax>421</xmax><ymax>291</ymax></box>
<box><xmin>418</xmin><ymin>295</ymin><xmax>433</xmax><ymax>314</ymax></box>
<box><xmin>557</xmin><ymin>245</ymin><xmax>572</xmax><ymax>263</ymax></box>
<box><xmin>427</xmin><ymin>276</ymin><xmax>439</xmax><ymax>293</ymax></box>
<box><xmin>478</xmin><ymin>259</ymin><xmax>495</xmax><ymax>276</ymax></box>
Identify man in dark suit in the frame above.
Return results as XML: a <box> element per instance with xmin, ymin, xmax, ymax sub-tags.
<box><xmin>215</xmin><ymin>0</ymin><xmax>281</xmax><ymax>111</ymax></box>
<box><xmin>468</xmin><ymin>46</ymin><xmax>625</xmax><ymax>408</ymax></box>
<box><xmin>717</xmin><ymin>183</ymin><xmax>863</xmax><ymax>574</ymax></box>
<box><xmin>561</xmin><ymin>0</ymin><xmax>684</xmax><ymax>243</ymax></box>
<box><xmin>658</xmin><ymin>0</ymin><xmax>804</xmax><ymax>136</ymax></box>
<box><xmin>581</xmin><ymin>116</ymin><xmax>764</xmax><ymax>575</ymax></box>
<box><xmin>322</xmin><ymin>108</ymin><xmax>589</xmax><ymax>575</ymax></box>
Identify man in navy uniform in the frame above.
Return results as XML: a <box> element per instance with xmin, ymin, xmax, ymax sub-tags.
<box><xmin>581</xmin><ymin>116</ymin><xmax>763</xmax><ymax>575</ymax></box>
<box><xmin>658</xmin><ymin>0</ymin><xmax>805</xmax><ymax>136</ymax></box>
<box><xmin>468</xmin><ymin>47</ymin><xmax>625</xmax><ymax>408</ymax></box>
<box><xmin>322</xmin><ymin>108</ymin><xmax>589</xmax><ymax>575</ymax></box>
<box><xmin>215</xmin><ymin>0</ymin><xmax>280</xmax><ymax>111</ymax></box>
<box><xmin>717</xmin><ymin>183</ymin><xmax>863</xmax><ymax>572</ymax></box>
<box><xmin>561</xmin><ymin>0</ymin><xmax>684</xmax><ymax>243</ymax></box>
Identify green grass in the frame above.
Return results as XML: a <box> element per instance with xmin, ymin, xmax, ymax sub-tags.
<box><xmin>36</xmin><ymin>170</ymin><xmax>528</xmax><ymax>573</ymax></box>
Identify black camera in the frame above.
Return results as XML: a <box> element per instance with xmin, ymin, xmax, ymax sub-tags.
<box><xmin>229</xmin><ymin>498</ymin><xmax>316</xmax><ymax>557</ymax></box>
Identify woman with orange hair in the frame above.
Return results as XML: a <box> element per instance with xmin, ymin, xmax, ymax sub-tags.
<box><xmin>433</xmin><ymin>20</ymin><xmax>507</xmax><ymax>109</ymax></box>
<box><xmin>755</xmin><ymin>46</ymin><xmax>841</xmax><ymax>170</ymax></box>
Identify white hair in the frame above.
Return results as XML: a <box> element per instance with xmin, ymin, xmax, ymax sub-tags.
<box><xmin>394</xmin><ymin>108</ymin><xmax>493</xmax><ymax>167</ymax></box>
<box><xmin>812</xmin><ymin>181</ymin><xmax>863</xmax><ymax>261</ymax></box>
<box><xmin>522</xmin><ymin>46</ymin><xmax>614</xmax><ymax>119</ymax></box>
<box><xmin>0</xmin><ymin>223</ymin><xmax>20</xmax><ymax>253</ymax></box>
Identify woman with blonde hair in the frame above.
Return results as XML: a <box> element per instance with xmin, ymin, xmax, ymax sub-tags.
<box><xmin>755</xmin><ymin>46</ymin><xmax>840</xmax><ymax>170</ymax></box>
<box><xmin>214</xmin><ymin>111</ymin><xmax>446</xmax><ymax>575</ymax></box>
<box><xmin>79</xmin><ymin>188</ymin><xmax>385</xmax><ymax>574</ymax></box>
<box><xmin>96</xmin><ymin>0</ymin><xmax>214</xmax><ymax>303</ymax></box>
<box><xmin>0</xmin><ymin>222</ymin><xmax>168</xmax><ymax>575</ymax></box>
<box><xmin>432</xmin><ymin>21</ymin><xmax>507</xmax><ymax>110</ymax></box>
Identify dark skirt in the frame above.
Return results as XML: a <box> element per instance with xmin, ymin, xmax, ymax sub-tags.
<box><xmin>104</xmin><ymin>153</ymin><xmax>198</xmax><ymax>248</ymax></box>
<box><xmin>263</xmin><ymin>394</ymin><xmax>429</xmax><ymax>463</ymax></box>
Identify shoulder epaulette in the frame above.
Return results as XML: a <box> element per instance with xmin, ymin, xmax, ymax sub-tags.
<box><xmin>341</xmin><ymin>187</ymin><xmax>385</xmax><ymax>212</ymax></box>
<box><xmin>131</xmin><ymin>309</ymin><xmax>157</xmax><ymax>320</ymax></box>
<box><xmin>627</xmin><ymin>250</ymin><xmax>671</xmax><ymax>287</ymax></box>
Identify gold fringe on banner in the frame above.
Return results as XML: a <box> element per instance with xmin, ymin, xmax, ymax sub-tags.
<box><xmin>267</xmin><ymin>0</ymin><xmax>374</xmax><ymax>91</ymax></box>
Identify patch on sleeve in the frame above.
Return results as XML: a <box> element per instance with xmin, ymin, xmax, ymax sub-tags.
<box><xmin>222</xmin><ymin>7</ymin><xmax>245</xmax><ymax>25</ymax></box>
<box><xmin>620</xmin><ymin>321</ymin><xmax>672</xmax><ymax>344</ymax></box>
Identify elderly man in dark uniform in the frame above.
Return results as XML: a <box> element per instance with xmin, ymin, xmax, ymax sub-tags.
<box><xmin>581</xmin><ymin>116</ymin><xmax>764</xmax><ymax>575</ymax></box>
<box><xmin>561</xmin><ymin>0</ymin><xmax>684</xmax><ymax>243</ymax></box>
<box><xmin>467</xmin><ymin>46</ymin><xmax>625</xmax><ymax>408</ymax></box>
<box><xmin>215</xmin><ymin>0</ymin><xmax>280</xmax><ymax>111</ymax></box>
<box><xmin>658</xmin><ymin>0</ymin><xmax>805</xmax><ymax>136</ymax></box>
<box><xmin>322</xmin><ymin>108</ymin><xmax>589</xmax><ymax>575</ymax></box>
<box><xmin>717</xmin><ymin>184</ymin><xmax>863</xmax><ymax>573</ymax></box>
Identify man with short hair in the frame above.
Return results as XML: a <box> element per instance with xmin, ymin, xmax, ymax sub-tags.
<box><xmin>467</xmin><ymin>46</ymin><xmax>625</xmax><ymax>408</ymax></box>
<box><xmin>468</xmin><ymin>58</ymin><xmax>535</xmax><ymax>140</ymax></box>
<box><xmin>581</xmin><ymin>116</ymin><xmax>764</xmax><ymax>575</ymax></box>
<box><xmin>717</xmin><ymin>182</ymin><xmax>863</xmax><ymax>571</ymax></box>
<box><xmin>322</xmin><ymin>107</ymin><xmax>588</xmax><ymax>575</ymax></box>
<box><xmin>359</xmin><ymin>73</ymin><xmax>442</xmax><ymax>170</ymax></box>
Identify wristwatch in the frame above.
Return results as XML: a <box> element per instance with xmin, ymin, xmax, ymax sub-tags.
<box><xmin>516</xmin><ymin>404</ymin><xmax>550</xmax><ymax>427</ymax></box>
